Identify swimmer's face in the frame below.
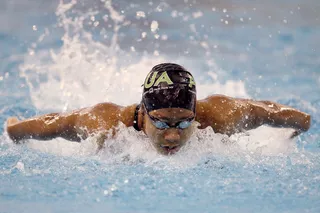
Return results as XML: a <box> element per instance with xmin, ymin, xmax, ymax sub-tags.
<box><xmin>144</xmin><ymin>107</ymin><xmax>195</xmax><ymax>155</ymax></box>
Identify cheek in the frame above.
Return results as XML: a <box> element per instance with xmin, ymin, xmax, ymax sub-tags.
<box><xmin>180</xmin><ymin>128</ymin><xmax>194</xmax><ymax>141</ymax></box>
<box><xmin>145</xmin><ymin>124</ymin><xmax>163</xmax><ymax>141</ymax></box>
<box><xmin>151</xmin><ymin>130</ymin><xmax>164</xmax><ymax>141</ymax></box>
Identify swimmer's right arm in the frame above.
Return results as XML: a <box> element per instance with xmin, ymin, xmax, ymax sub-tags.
<box><xmin>6</xmin><ymin>112</ymin><xmax>81</xmax><ymax>143</ymax></box>
<box><xmin>6</xmin><ymin>103</ymin><xmax>137</xmax><ymax>144</ymax></box>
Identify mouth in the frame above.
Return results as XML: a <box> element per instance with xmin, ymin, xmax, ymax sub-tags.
<box><xmin>159</xmin><ymin>144</ymin><xmax>181</xmax><ymax>155</ymax></box>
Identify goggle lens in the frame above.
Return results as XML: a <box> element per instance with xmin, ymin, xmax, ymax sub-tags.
<box><xmin>177</xmin><ymin>120</ymin><xmax>192</xmax><ymax>129</ymax></box>
<box><xmin>151</xmin><ymin>118</ymin><xmax>193</xmax><ymax>129</ymax></box>
<box><xmin>153</xmin><ymin>120</ymin><xmax>170</xmax><ymax>129</ymax></box>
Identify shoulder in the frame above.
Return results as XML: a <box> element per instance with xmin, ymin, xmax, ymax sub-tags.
<box><xmin>91</xmin><ymin>102</ymin><xmax>138</xmax><ymax>126</ymax></box>
<box><xmin>197</xmin><ymin>94</ymin><xmax>237</xmax><ymax>106</ymax></box>
<box><xmin>87</xmin><ymin>102</ymin><xmax>125</xmax><ymax>116</ymax></box>
<box><xmin>196</xmin><ymin>94</ymin><xmax>236</xmax><ymax>119</ymax></box>
<box><xmin>73</xmin><ymin>102</ymin><xmax>123</xmax><ymax>122</ymax></box>
<box><xmin>74</xmin><ymin>102</ymin><xmax>129</xmax><ymax>132</ymax></box>
<box><xmin>195</xmin><ymin>94</ymin><xmax>248</xmax><ymax>119</ymax></box>
<box><xmin>199</xmin><ymin>94</ymin><xmax>256</xmax><ymax>107</ymax></box>
<box><xmin>91</xmin><ymin>102</ymin><xmax>122</xmax><ymax>111</ymax></box>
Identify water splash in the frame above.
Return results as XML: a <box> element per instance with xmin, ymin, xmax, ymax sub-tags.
<box><xmin>19</xmin><ymin>0</ymin><xmax>248</xmax><ymax>111</ymax></box>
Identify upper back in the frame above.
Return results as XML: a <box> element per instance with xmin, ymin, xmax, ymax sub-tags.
<box><xmin>75</xmin><ymin>103</ymin><xmax>137</xmax><ymax>135</ymax></box>
<box><xmin>195</xmin><ymin>95</ymin><xmax>241</xmax><ymax>133</ymax></box>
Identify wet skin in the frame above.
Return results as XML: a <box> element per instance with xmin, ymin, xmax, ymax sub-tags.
<box><xmin>6</xmin><ymin>95</ymin><xmax>311</xmax><ymax>155</ymax></box>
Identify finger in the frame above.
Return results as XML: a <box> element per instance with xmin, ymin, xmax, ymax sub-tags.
<box><xmin>290</xmin><ymin>130</ymin><xmax>301</xmax><ymax>139</ymax></box>
<box><xmin>7</xmin><ymin>117</ymin><xmax>19</xmax><ymax>126</ymax></box>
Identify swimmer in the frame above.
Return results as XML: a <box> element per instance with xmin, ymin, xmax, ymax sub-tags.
<box><xmin>6</xmin><ymin>63</ymin><xmax>311</xmax><ymax>155</ymax></box>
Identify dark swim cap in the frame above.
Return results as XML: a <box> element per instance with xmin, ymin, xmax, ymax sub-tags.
<box><xmin>142</xmin><ymin>63</ymin><xmax>196</xmax><ymax>112</ymax></box>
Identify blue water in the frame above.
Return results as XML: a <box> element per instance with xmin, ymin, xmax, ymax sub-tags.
<box><xmin>1</xmin><ymin>0</ymin><xmax>320</xmax><ymax>212</ymax></box>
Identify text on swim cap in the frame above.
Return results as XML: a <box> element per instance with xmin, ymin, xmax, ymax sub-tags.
<box><xmin>144</xmin><ymin>71</ymin><xmax>196</xmax><ymax>89</ymax></box>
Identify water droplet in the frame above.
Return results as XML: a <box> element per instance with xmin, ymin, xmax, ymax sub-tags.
<box><xmin>136</xmin><ymin>11</ymin><xmax>146</xmax><ymax>18</ymax></box>
<box><xmin>94</xmin><ymin>21</ymin><xmax>99</xmax><ymax>27</ymax></box>
<box><xmin>110</xmin><ymin>184</ymin><xmax>117</xmax><ymax>191</ymax></box>
<box><xmin>192</xmin><ymin>11</ymin><xmax>203</xmax><ymax>19</ymax></box>
<box><xmin>150</xmin><ymin>21</ymin><xmax>159</xmax><ymax>32</ymax></box>
<box><xmin>161</xmin><ymin>34</ymin><xmax>168</xmax><ymax>40</ymax></box>
<box><xmin>15</xmin><ymin>162</ymin><xmax>25</xmax><ymax>172</ymax></box>
<box><xmin>171</xmin><ymin>10</ymin><xmax>178</xmax><ymax>18</ymax></box>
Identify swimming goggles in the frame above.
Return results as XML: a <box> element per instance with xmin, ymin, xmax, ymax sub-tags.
<box><xmin>146</xmin><ymin>112</ymin><xmax>194</xmax><ymax>130</ymax></box>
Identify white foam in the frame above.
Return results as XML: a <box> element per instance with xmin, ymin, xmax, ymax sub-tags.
<box><xmin>25</xmin><ymin>124</ymin><xmax>297</xmax><ymax>169</ymax></box>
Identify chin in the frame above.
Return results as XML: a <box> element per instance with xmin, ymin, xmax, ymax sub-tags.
<box><xmin>159</xmin><ymin>145</ymin><xmax>181</xmax><ymax>155</ymax></box>
<box><xmin>153</xmin><ymin>142</ymin><xmax>186</xmax><ymax>155</ymax></box>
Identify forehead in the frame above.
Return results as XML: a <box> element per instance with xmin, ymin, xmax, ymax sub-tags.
<box><xmin>148</xmin><ymin>108</ymin><xmax>194</xmax><ymax>119</ymax></box>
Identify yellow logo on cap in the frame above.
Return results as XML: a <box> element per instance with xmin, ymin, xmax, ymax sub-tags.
<box><xmin>144</xmin><ymin>71</ymin><xmax>195</xmax><ymax>89</ymax></box>
<box><xmin>154</xmin><ymin>72</ymin><xmax>174</xmax><ymax>86</ymax></box>
<box><xmin>144</xmin><ymin>71</ymin><xmax>158</xmax><ymax>89</ymax></box>
<box><xmin>188</xmin><ymin>74</ymin><xmax>196</xmax><ymax>88</ymax></box>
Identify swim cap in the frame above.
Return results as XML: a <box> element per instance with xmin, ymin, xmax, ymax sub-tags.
<box><xmin>142</xmin><ymin>63</ymin><xmax>196</xmax><ymax>112</ymax></box>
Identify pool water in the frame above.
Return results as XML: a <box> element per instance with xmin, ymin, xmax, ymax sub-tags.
<box><xmin>0</xmin><ymin>0</ymin><xmax>319</xmax><ymax>212</ymax></box>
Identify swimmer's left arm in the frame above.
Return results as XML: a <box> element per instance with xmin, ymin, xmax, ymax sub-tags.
<box><xmin>236</xmin><ymin>99</ymin><xmax>311</xmax><ymax>137</ymax></box>
<box><xmin>196</xmin><ymin>95</ymin><xmax>310</xmax><ymax>137</ymax></box>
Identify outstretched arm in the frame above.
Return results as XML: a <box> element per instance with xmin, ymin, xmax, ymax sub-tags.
<box><xmin>237</xmin><ymin>99</ymin><xmax>311</xmax><ymax>138</ymax></box>
<box><xmin>196</xmin><ymin>95</ymin><xmax>311</xmax><ymax>137</ymax></box>
<box><xmin>7</xmin><ymin>112</ymin><xmax>83</xmax><ymax>143</ymax></box>
<box><xmin>6</xmin><ymin>103</ymin><xmax>136</xmax><ymax>144</ymax></box>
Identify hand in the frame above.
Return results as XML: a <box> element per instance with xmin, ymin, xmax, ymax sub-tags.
<box><xmin>6</xmin><ymin>117</ymin><xmax>20</xmax><ymax>126</ymax></box>
<box><xmin>289</xmin><ymin>130</ymin><xmax>302</xmax><ymax>139</ymax></box>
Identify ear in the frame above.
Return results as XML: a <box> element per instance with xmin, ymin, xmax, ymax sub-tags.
<box><xmin>138</xmin><ymin>103</ymin><xmax>146</xmax><ymax>132</ymax></box>
<box><xmin>140</xmin><ymin>103</ymin><xmax>146</xmax><ymax>113</ymax></box>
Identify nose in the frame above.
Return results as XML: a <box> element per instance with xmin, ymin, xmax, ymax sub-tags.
<box><xmin>164</xmin><ymin>129</ymin><xmax>180</xmax><ymax>144</ymax></box>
